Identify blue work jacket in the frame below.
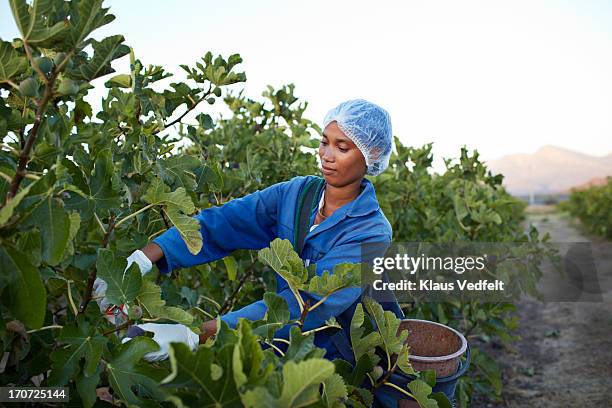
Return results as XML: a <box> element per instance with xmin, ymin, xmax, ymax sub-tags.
<box><xmin>152</xmin><ymin>175</ymin><xmax>399</xmax><ymax>360</ymax></box>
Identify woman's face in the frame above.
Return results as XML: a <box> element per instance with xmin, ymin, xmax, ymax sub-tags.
<box><xmin>319</xmin><ymin>121</ymin><xmax>367</xmax><ymax>187</ymax></box>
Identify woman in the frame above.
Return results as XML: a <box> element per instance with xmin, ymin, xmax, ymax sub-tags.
<box><xmin>93</xmin><ymin>98</ymin><xmax>402</xmax><ymax>366</ymax></box>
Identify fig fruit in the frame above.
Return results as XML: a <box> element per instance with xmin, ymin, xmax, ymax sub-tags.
<box><xmin>57</xmin><ymin>78</ymin><xmax>79</xmax><ymax>96</ymax></box>
<box><xmin>18</xmin><ymin>78</ymin><xmax>39</xmax><ymax>97</ymax></box>
<box><xmin>34</xmin><ymin>56</ymin><xmax>53</xmax><ymax>75</ymax></box>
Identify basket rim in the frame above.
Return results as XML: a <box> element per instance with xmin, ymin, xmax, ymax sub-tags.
<box><xmin>399</xmin><ymin>318</ymin><xmax>468</xmax><ymax>362</ymax></box>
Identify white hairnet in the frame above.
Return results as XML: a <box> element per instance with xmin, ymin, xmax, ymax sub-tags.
<box><xmin>322</xmin><ymin>99</ymin><xmax>393</xmax><ymax>176</ymax></box>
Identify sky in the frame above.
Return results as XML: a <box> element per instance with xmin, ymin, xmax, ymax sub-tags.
<box><xmin>2</xmin><ymin>0</ymin><xmax>612</xmax><ymax>171</ymax></box>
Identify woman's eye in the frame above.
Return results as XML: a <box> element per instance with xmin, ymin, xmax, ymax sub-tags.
<box><xmin>338</xmin><ymin>147</ymin><xmax>348</xmax><ymax>152</ymax></box>
<box><xmin>320</xmin><ymin>141</ymin><xmax>328</xmax><ymax>146</ymax></box>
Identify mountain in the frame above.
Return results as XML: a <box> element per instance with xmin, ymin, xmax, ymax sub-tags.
<box><xmin>485</xmin><ymin>145</ymin><xmax>612</xmax><ymax>195</ymax></box>
<box><xmin>571</xmin><ymin>176</ymin><xmax>611</xmax><ymax>191</ymax></box>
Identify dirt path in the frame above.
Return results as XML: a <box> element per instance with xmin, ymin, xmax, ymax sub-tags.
<box><xmin>475</xmin><ymin>207</ymin><xmax>612</xmax><ymax>407</ymax></box>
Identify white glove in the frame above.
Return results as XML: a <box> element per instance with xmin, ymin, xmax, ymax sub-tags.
<box><xmin>122</xmin><ymin>323</ymin><xmax>200</xmax><ymax>362</ymax></box>
<box><xmin>93</xmin><ymin>250</ymin><xmax>153</xmax><ymax>321</ymax></box>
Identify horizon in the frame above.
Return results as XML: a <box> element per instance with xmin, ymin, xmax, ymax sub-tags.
<box><xmin>488</xmin><ymin>143</ymin><xmax>612</xmax><ymax>161</ymax></box>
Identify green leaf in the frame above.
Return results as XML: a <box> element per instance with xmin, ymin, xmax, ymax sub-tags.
<box><xmin>251</xmin><ymin>293</ymin><xmax>290</xmax><ymax>340</ymax></box>
<box><xmin>62</xmin><ymin>151</ymin><xmax>121</xmax><ymax>220</ymax></box>
<box><xmin>421</xmin><ymin>369</ymin><xmax>437</xmax><ymax>388</ymax></box>
<box><xmin>472</xmin><ymin>348</ymin><xmax>502</xmax><ymax>395</ymax></box>
<box><xmin>258</xmin><ymin>238</ymin><xmax>308</xmax><ymax>296</ymax></box>
<box><xmin>349</xmin><ymin>303</ymin><xmax>381</xmax><ymax>363</ymax></box>
<box><xmin>223</xmin><ymin>256</ymin><xmax>237</xmax><ymax>281</ymax></box>
<box><xmin>281</xmin><ymin>326</ymin><xmax>325</xmax><ymax>363</ymax></box>
<box><xmin>241</xmin><ymin>358</ymin><xmax>335</xmax><ymax>408</ymax></box>
<box><xmin>48</xmin><ymin>320</ymin><xmax>106</xmax><ymax>386</ymax></box>
<box><xmin>96</xmin><ymin>248</ymin><xmax>142</xmax><ymax>305</ymax></box>
<box><xmin>363</xmin><ymin>297</ymin><xmax>408</xmax><ymax>358</ymax></box>
<box><xmin>106</xmin><ymin>336</ymin><xmax>168</xmax><ymax>406</ymax></box>
<box><xmin>74</xmin><ymin>98</ymin><xmax>92</xmax><ymax>123</ymax></box>
<box><xmin>89</xmin><ymin>148</ymin><xmax>121</xmax><ymax>214</ymax></box>
<box><xmin>397</xmin><ymin>345</ymin><xmax>417</xmax><ymax>376</ymax></box>
<box><xmin>136</xmin><ymin>280</ymin><xmax>193</xmax><ymax>325</ymax></box>
<box><xmin>407</xmin><ymin>379</ymin><xmax>439</xmax><ymax>408</ymax></box>
<box><xmin>0</xmin><ymin>41</ymin><xmax>28</xmax><ymax>82</ymax></box>
<box><xmin>346</xmin><ymin>385</ymin><xmax>373</xmax><ymax>408</ymax></box>
<box><xmin>16</xmin><ymin>229</ymin><xmax>41</xmax><ymax>267</ymax></box>
<box><xmin>105</xmin><ymin>73</ymin><xmax>131</xmax><ymax>88</ymax></box>
<box><xmin>196</xmin><ymin>113</ymin><xmax>214</xmax><ymax>129</ymax></box>
<box><xmin>22</xmin><ymin>195</ymin><xmax>71</xmax><ymax>265</ymax></box>
<box><xmin>162</xmin><ymin>342</ymin><xmax>241</xmax><ymax>406</ymax></box>
<box><xmin>9</xmin><ymin>0</ymin><xmax>69</xmax><ymax>46</ymax></box>
<box><xmin>251</xmin><ymin>321</ymin><xmax>284</xmax><ymax>341</ymax></box>
<box><xmin>64</xmin><ymin>0</ymin><xmax>116</xmax><ymax>48</ymax></box>
<box><xmin>0</xmin><ymin>247</ymin><xmax>16</xmax><ymax>290</ymax></box>
<box><xmin>321</xmin><ymin>373</ymin><xmax>348</xmax><ymax>408</ymax></box>
<box><xmin>142</xmin><ymin>178</ymin><xmax>202</xmax><ymax>255</ymax></box>
<box><xmin>76</xmin><ymin>364</ymin><xmax>102</xmax><ymax>408</ymax></box>
<box><xmin>307</xmin><ymin>262</ymin><xmax>361</xmax><ymax>297</ymax></box>
<box><xmin>233</xmin><ymin>320</ymin><xmax>272</xmax><ymax>389</ymax></box>
<box><xmin>0</xmin><ymin>246</ymin><xmax>46</xmax><ymax>328</ymax></box>
<box><xmin>0</xmin><ymin>177</ymin><xmax>36</xmax><ymax>226</ymax></box>
<box><xmin>70</xmin><ymin>35</ymin><xmax>129</xmax><ymax>81</ymax></box>
<box><xmin>430</xmin><ymin>392</ymin><xmax>453</xmax><ymax>408</ymax></box>
<box><xmin>64</xmin><ymin>211</ymin><xmax>81</xmax><ymax>258</ymax></box>
<box><xmin>195</xmin><ymin>162</ymin><xmax>223</xmax><ymax>193</ymax></box>
<box><xmin>157</xmin><ymin>155</ymin><xmax>200</xmax><ymax>190</ymax></box>
<box><xmin>264</xmin><ymin>292</ymin><xmax>290</xmax><ymax>325</ymax></box>
<box><xmin>350</xmin><ymin>354</ymin><xmax>376</xmax><ymax>388</ymax></box>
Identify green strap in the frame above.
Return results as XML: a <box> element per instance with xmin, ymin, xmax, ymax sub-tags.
<box><xmin>293</xmin><ymin>176</ymin><xmax>325</xmax><ymax>255</ymax></box>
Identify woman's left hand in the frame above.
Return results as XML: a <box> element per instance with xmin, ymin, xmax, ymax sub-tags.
<box><xmin>122</xmin><ymin>323</ymin><xmax>200</xmax><ymax>362</ymax></box>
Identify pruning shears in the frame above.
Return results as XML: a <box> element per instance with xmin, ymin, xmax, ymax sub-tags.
<box><xmin>104</xmin><ymin>304</ymin><xmax>128</xmax><ymax>328</ymax></box>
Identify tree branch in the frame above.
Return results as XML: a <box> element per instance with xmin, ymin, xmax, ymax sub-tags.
<box><xmin>80</xmin><ymin>214</ymin><xmax>116</xmax><ymax>314</ymax></box>
<box><xmin>298</xmin><ymin>299</ymin><xmax>311</xmax><ymax>326</ymax></box>
<box><xmin>23</xmin><ymin>42</ymin><xmax>48</xmax><ymax>84</ymax></box>
<box><xmin>160</xmin><ymin>207</ymin><xmax>170</xmax><ymax>229</ymax></box>
<box><xmin>152</xmin><ymin>85</ymin><xmax>213</xmax><ymax>135</ymax></box>
<box><xmin>374</xmin><ymin>358</ymin><xmax>399</xmax><ymax>390</ymax></box>
<box><xmin>3</xmin><ymin>77</ymin><xmax>55</xmax><ymax>204</ymax></box>
<box><xmin>218</xmin><ymin>271</ymin><xmax>252</xmax><ymax>315</ymax></box>
<box><xmin>3</xmin><ymin>47</ymin><xmax>77</xmax><ymax>205</ymax></box>
<box><xmin>102</xmin><ymin>319</ymin><xmax>132</xmax><ymax>336</ymax></box>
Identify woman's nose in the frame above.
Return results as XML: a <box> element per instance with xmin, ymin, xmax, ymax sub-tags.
<box><xmin>320</xmin><ymin>145</ymin><xmax>334</xmax><ymax>162</ymax></box>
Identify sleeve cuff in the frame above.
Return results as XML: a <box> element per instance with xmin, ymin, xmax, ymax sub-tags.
<box><xmin>219</xmin><ymin>299</ymin><xmax>269</xmax><ymax>329</ymax></box>
<box><xmin>152</xmin><ymin>236</ymin><xmax>174</xmax><ymax>274</ymax></box>
<box><xmin>219</xmin><ymin>314</ymin><xmax>238</xmax><ymax>329</ymax></box>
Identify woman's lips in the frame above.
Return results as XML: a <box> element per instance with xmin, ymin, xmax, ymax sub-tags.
<box><xmin>321</xmin><ymin>166</ymin><xmax>336</xmax><ymax>175</ymax></box>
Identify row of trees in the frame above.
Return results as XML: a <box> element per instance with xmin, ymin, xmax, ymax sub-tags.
<box><xmin>559</xmin><ymin>178</ymin><xmax>612</xmax><ymax>239</ymax></box>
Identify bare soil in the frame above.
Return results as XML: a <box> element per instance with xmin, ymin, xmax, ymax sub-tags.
<box><xmin>473</xmin><ymin>209</ymin><xmax>612</xmax><ymax>407</ymax></box>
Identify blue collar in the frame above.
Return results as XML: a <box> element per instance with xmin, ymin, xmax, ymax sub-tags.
<box><xmin>318</xmin><ymin>177</ymin><xmax>380</xmax><ymax>218</ymax></box>
<box><xmin>345</xmin><ymin>178</ymin><xmax>380</xmax><ymax>217</ymax></box>
<box><xmin>307</xmin><ymin>177</ymin><xmax>380</xmax><ymax>239</ymax></box>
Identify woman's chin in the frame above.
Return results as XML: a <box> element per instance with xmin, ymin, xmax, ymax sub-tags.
<box><xmin>321</xmin><ymin>171</ymin><xmax>336</xmax><ymax>182</ymax></box>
